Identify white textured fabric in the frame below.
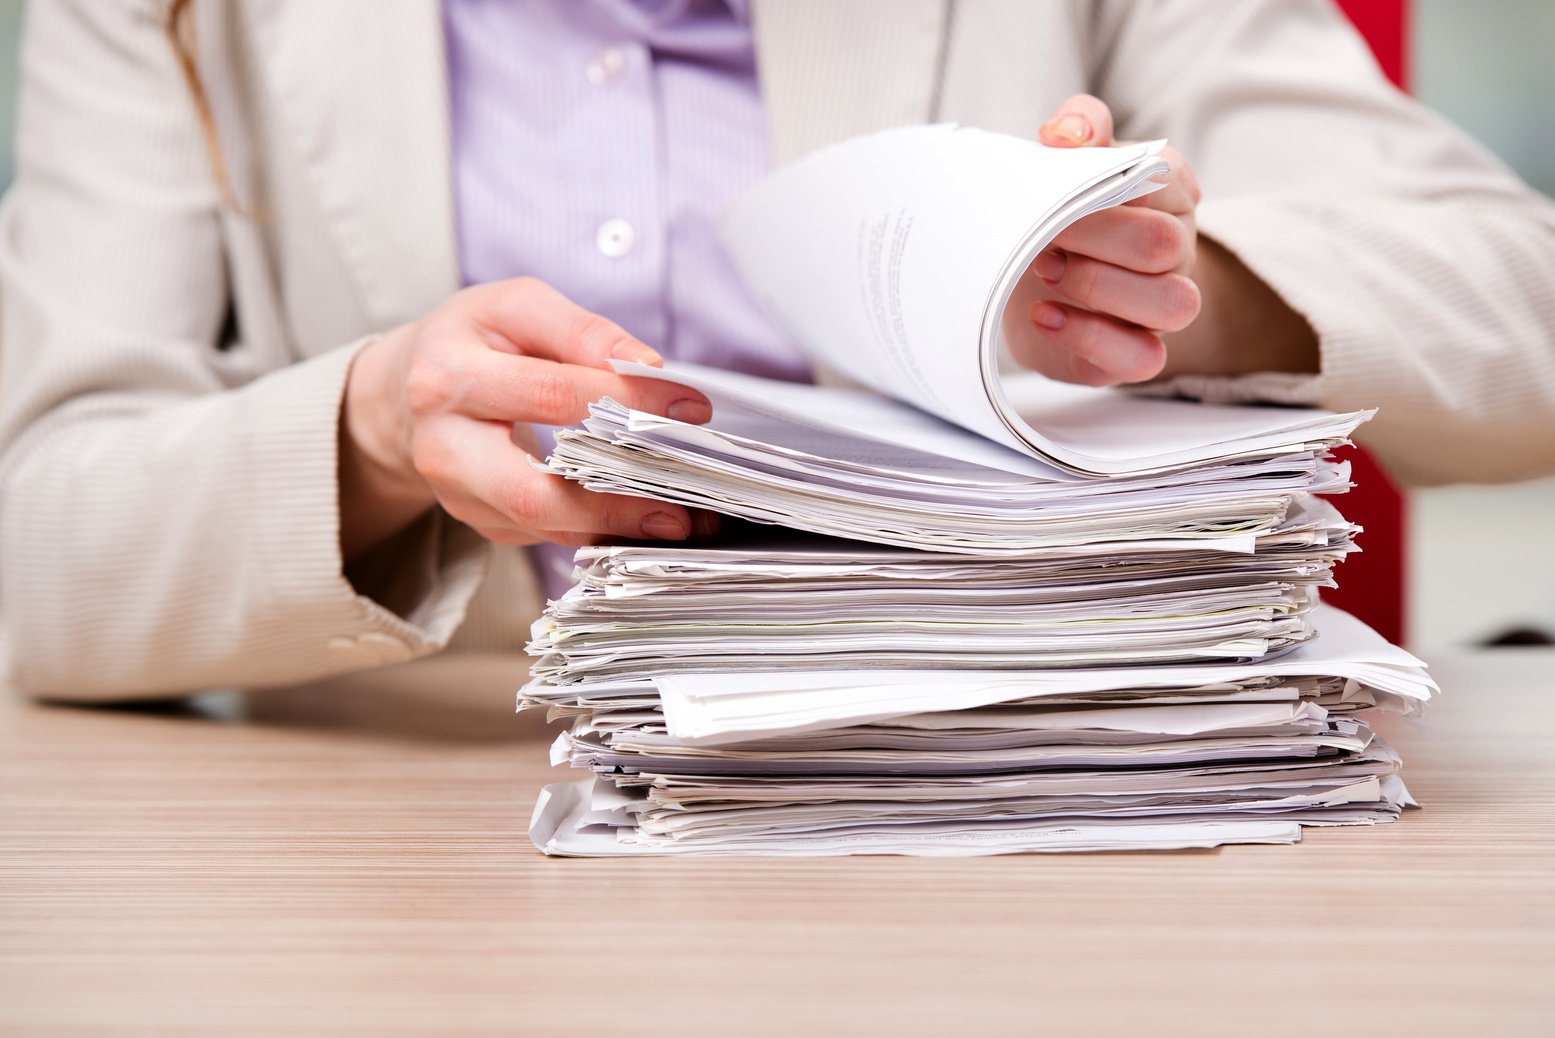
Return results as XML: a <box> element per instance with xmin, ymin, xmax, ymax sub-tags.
<box><xmin>754</xmin><ymin>0</ymin><xmax>1555</xmax><ymax>483</ymax></box>
<box><xmin>2</xmin><ymin>0</ymin><xmax>1554</xmax><ymax>700</ymax></box>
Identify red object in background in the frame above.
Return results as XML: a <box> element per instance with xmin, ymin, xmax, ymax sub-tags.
<box><xmin>1336</xmin><ymin>0</ymin><xmax>1411</xmax><ymax>90</ymax></box>
<box><xmin>1320</xmin><ymin>0</ymin><xmax>1411</xmax><ymax>644</ymax></box>
<box><xmin>1325</xmin><ymin>446</ymin><xmax>1408</xmax><ymax>645</ymax></box>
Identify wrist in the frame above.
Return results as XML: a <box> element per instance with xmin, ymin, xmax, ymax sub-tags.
<box><xmin>1162</xmin><ymin>237</ymin><xmax>1319</xmax><ymax>379</ymax></box>
<box><xmin>343</xmin><ymin>331</ymin><xmax>429</xmax><ymax>499</ymax></box>
<box><xmin>339</xmin><ymin>330</ymin><xmax>437</xmax><ymax>561</ymax></box>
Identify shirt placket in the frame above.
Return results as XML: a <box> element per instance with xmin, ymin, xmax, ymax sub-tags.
<box><xmin>572</xmin><ymin>35</ymin><xmax>667</xmax><ymax>352</ymax></box>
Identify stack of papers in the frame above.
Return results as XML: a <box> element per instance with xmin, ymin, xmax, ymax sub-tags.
<box><xmin>527</xmin><ymin>603</ymin><xmax>1433</xmax><ymax>856</ymax></box>
<box><xmin>525</xmin><ymin>374</ymin><xmax>1428</xmax><ymax>855</ymax></box>
<box><xmin>519</xmin><ymin>126</ymin><xmax>1430</xmax><ymax>856</ymax></box>
<box><xmin>545</xmin><ymin>363</ymin><xmax>1364</xmax><ymax>555</ymax></box>
<box><xmin>528</xmin><ymin>516</ymin><xmax>1354</xmax><ymax>683</ymax></box>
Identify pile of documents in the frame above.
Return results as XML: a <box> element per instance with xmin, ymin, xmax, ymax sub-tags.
<box><xmin>521</xmin><ymin>126</ymin><xmax>1433</xmax><ymax>855</ymax></box>
<box><xmin>525</xmin><ymin>533</ymin><xmax>1433</xmax><ymax>855</ymax></box>
<box><xmin>545</xmin><ymin>362</ymin><xmax>1362</xmax><ymax>555</ymax></box>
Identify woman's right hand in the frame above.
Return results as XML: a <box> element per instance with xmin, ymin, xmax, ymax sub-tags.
<box><xmin>338</xmin><ymin>277</ymin><xmax>716</xmax><ymax>561</ymax></box>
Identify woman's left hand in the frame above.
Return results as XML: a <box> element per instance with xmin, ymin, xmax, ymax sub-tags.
<box><xmin>1012</xmin><ymin>93</ymin><xmax>1203</xmax><ymax>386</ymax></box>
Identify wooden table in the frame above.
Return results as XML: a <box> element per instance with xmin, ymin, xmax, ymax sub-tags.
<box><xmin>3</xmin><ymin>649</ymin><xmax>1553</xmax><ymax>1037</ymax></box>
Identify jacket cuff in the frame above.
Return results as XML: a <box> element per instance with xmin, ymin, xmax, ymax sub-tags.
<box><xmin>240</xmin><ymin>339</ymin><xmax>490</xmax><ymax>675</ymax></box>
<box><xmin>1191</xmin><ymin>193</ymin><xmax>1396</xmax><ymax>413</ymax></box>
<box><xmin>1130</xmin><ymin>371</ymin><xmax>1321</xmax><ymax>407</ymax></box>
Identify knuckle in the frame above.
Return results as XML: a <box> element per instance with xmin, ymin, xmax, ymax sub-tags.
<box><xmin>525</xmin><ymin>370</ymin><xmax>584</xmax><ymax>424</ymax></box>
<box><xmin>1140</xmin><ymin>213</ymin><xmax>1188</xmax><ymax>272</ymax></box>
<box><xmin>1069</xmin><ymin>310</ymin><xmax>1106</xmax><ymax>361</ymax></box>
<box><xmin>1067</xmin><ymin>257</ymin><xmax>1105</xmax><ymax>303</ymax></box>
<box><xmin>563</xmin><ymin>310</ymin><xmax>615</xmax><ymax>357</ymax></box>
<box><xmin>1158</xmin><ymin>276</ymin><xmax>1203</xmax><ymax>331</ymax></box>
<box><xmin>403</xmin><ymin>352</ymin><xmax>460</xmax><ymax>416</ymax></box>
<box><xmin>408</xmin><ymin>433</ymin><xmax>454</xmax><ymax>487</ymax></box>
<box><xmin>495</xmin><ymin>476</ymin><xmax>544</xmax><ymax>526</ymax></box>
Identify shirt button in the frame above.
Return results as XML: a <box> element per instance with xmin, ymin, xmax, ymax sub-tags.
<box><xmin>585</xmin><ymin>45</ymin><xmax>628</xmax><ymax>86</ymax></box>
<box><xmin>596</xmin><ymin>218</ymin><xmax>636</xmax><ymax>258</ymax></box>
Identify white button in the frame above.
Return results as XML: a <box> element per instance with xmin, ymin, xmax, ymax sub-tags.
<box><xmin>596</xmin><ymin>218</ymin><xmax>636</xmax><ymax>258</ymax></box>
<box><xmin>585</xmin><ymin>46</ymin><xmax>628</xmax><ymax>86</ymax></box>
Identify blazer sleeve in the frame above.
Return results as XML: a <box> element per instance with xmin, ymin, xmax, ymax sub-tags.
<box><xmin>1091</xmin><ymin>0</ymin><xmax>1555</xmax><ymax>486</ymax></box>
<box><xmin>0</xmin><ymin>0</ymin><xmax>490</xmax><ymax>700</ymax></box>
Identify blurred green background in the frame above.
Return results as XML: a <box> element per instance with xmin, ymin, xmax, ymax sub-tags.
<box><xmin>0</xmin><ymin>0</ymin><xmax>1549</xmax><ymax>648</ymax></box>
<box><xmin>0</xmin><ymin>0</ymin><xmax>19</xmax><ymax>187</ymax></box>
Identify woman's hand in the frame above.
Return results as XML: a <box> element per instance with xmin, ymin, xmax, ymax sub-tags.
<box><xmin>339</xmin><ymin>277</ymin><xmax>716</xmax><ymax>561</ymax></box>
<box><xmin>1010</xmin><ymin>94</ymin><xmax>1202</xmax><ymax>386</ymax></box>
<box><xmin>1011</xmin><ymin>94</ymin><xmax>1317</xmax><ymax>388</ymax></box>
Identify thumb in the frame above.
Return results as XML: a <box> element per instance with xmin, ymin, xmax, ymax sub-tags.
<box><xmin>1039</xmin><ymin>93</ymin><xmax>1115</xmax><ymax>148</ymax></box>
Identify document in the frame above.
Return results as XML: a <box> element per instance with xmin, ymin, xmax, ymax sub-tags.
<box><xmin>715</xmin><ymin>125</ymin><xmax>1371</xmax><ymax>476</ymax></box>
<box><xmin>547</xmin><ymin>370</ymin><xmax>1357</xmax><ymax>554</ymax></box>
<box><xmin>521</xmin><ymin>126</ymin><xmax>1429</xmax><ymax>859</ymax></box>
<box><xmin>523</xmin><ymin>537</ymin><xmax>1432</xmax><ymax>856</ymax></box>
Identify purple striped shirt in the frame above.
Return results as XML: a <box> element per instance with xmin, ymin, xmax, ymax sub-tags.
<box><xmin>442</xmin><ymin>0</ymin><xmax>811</xmax><ymax>598</ymax></box>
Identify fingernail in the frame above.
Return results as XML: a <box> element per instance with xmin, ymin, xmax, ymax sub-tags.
<box><xmin>1045</xmin><ymin>113</ymin><xmax>1091</xmax><ymax>145</ymax></box>
<box><xmin>1030</xmin><ymin>301</ymin><xmax>1067</xmax><ymax>330</ymax></box>
<box><xmin>1034</xmin><ymin>250</ymin><xmax>1067</xmax><ymax>284</ymax></box>
<box><xmin>611</xmin><ymin>340</ymin><xmax>663</xmax><ymax>367</ymax></box>
<box><xmin>691</xmin><ymin>511</ymin><xmax>721</xmax><ymax>538</ymax></box>
<box><xmin>640</xmin><ymin>512</ymin><xmax>689</xmax><ymax>540</ymax></box>
<box><xmin>667</xmin><ymin>397</ymin><xmax>712</xmax><ymax>423</ymax></box>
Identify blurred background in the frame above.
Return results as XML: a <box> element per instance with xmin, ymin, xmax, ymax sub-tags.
<box><xmin>1408</xmin><ymin>0</ymin><xmax>1555</xmax><ymax>650</ymax></box>
<box><xmin>0</xmin><ymin>0</ymin><xmax>1549</xmax><ymax>652</ymax></box>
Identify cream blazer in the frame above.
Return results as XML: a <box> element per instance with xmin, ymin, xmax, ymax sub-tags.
<box><xmin>3</xmin><ymin>0</ymin><xmax>1554</xmax><ymax>699</ymax></box>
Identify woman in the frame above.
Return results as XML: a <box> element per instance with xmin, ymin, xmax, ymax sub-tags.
<box><xmin>2</xmin><ymin>0</ymin><xmax>1553</xmax><ymax>700</ymax></box>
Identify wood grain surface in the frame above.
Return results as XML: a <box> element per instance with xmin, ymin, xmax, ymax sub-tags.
<box><xmin>2</xmin><ymin>650</ymin><xmax>1553</xmax><ymax>1037</ymax></box>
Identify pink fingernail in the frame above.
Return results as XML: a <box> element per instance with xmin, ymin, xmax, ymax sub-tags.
<box><xmin>612</xmin><ymin>341</ymin><xmax>663</xmax><ymax>367</ymax></box>
<box><xmin>640</xmin><ymin>512</ymin><xmax>688</xmax><ymax>540</ymax></box>
<box><xmin>667</xmin><ymin>398</ymin><xmax>712</xmax><ymax>423</ymax></box>
<box><xmin>1031</xmin><ymin>302</ymin><xmax>1067</xmax><ymax>330</ymax></box>
<box><xmin>1044</xmin><ymin>114</ymin><xmax>1092</xmax><ymax>145</ymax></box>
<box><xmin>1034</xmin><ymin>250</ymin><xmax>1067</xmax><ymax>284</ymax></box>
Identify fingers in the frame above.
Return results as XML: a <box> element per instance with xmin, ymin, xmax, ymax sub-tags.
<box><xmin>397</xmin><ymin>276</ymin><xmax>728</xmax><ymax>552</ymax></box>
<box><xmin>1039</xmin><ymin>94</ymin><xmax>1114</xmax><ymax>148</ymax></box>
<box><xmin>1125</xmin><ymin>149</ymin><xmax>1200</xmax><ymax>222</ymax></box>
<box><xmin>405</xmin><ymin>344</ymin><xmax>712</xmax><ymax>427</ymax></box>
<box><xmin>454</xmin><ymin>277</ymin><xmax>665</xmax><ymax>369</ymax></box>
<box><xmin>1020</xmin><ymin>302</ymin><xmax>1168</xmax><ymax>385</ymax></box>
<box><xmin>1128</xmin><ymin>146</ymin><xmax>1201</xmax><ymax>210</ymax></box>
<box><xmin>431</xmin><ymin>421</ymin><xmax>701</xmax><ymax>543</ymax></box>
<box><xmin>1127</xmin><ymin>177</ymin><xmax>1197</xmax><ymax>218</ymax></box>
<box><xmin>442</xmin><ymin>484</ymin><xmax>721</xmax><ymax>547</ymax></box>
<box><xmin>1033</xmin><ymin>250</ymin><xmax>1201</xmax><ymax>332</ymax></box>
<box><xmin>1023</xmin><ymin>137</ymin><xmax>1201</xmax><ymax>388</ymax></box>
<box><xmin>412</xmin><ymin>278</ymin><xmax>714</xmax><ymax>427</ymax></box>
<box><xmin>1049</xmin><ymin>206</ymin><xmax>1195</xmax><ymax>275</ymax></box>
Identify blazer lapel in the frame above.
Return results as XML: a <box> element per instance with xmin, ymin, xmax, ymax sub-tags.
<box><xmin>751</xmin><ymin>0</ymin><xmax>948</xmax><ymax>165</ymax></box>
<box><xmin>247</xmin><ymin>0</ymin><xmax>460</xmax><ymax>330</ymax></box>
